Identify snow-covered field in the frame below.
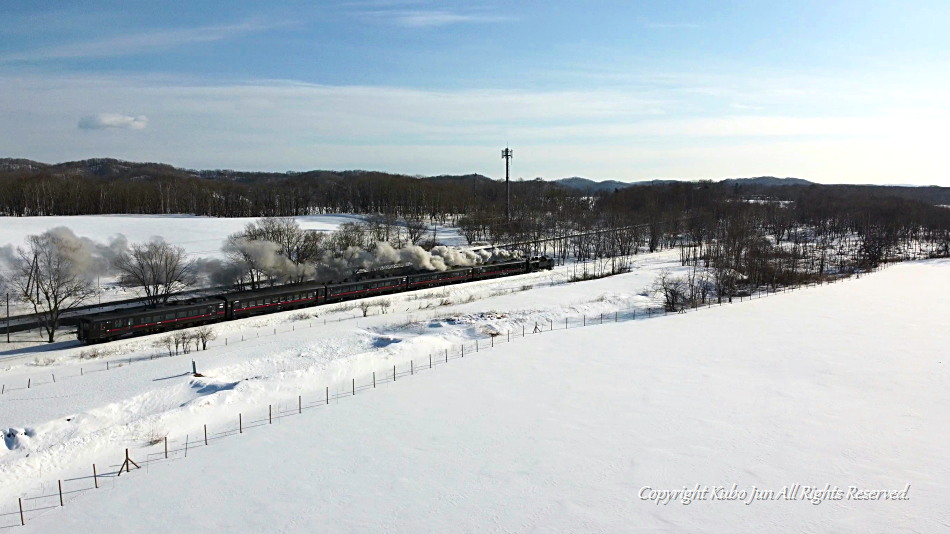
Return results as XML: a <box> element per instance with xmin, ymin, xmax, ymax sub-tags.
<box><xmin>1</xmin><ymin>244</ymin><xmax>946</xmax><ymax>532</ymax></box>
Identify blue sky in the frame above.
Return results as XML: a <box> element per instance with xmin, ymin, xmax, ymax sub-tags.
<box><xmin>1</xmin><ymin>1</ymin><xmax>948</xmax><ymax>185</ymax></box>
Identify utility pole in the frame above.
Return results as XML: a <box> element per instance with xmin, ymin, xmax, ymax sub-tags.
<box><xmin>502</xmin><ymin>147</ymin><xmax>513</xmax><ymax>220</ymax></box>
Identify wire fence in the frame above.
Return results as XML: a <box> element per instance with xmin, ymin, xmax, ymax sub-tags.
<box><xmin>0</xmin><ymin>262</ymin><xmax>893</xmax><ymax>528</ymax></box>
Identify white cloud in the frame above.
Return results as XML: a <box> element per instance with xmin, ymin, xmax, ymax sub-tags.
<box><xmin>0</xmin><ymin>20</ymin><xmax>287</xmax><ymax>63</ymax></box>
<box><xmin>78</xmin><ymin>113</ymin><xmax>149</xmax><ymax>130</ymax></box>
<box><xmin>366</xmin><ymin>9</ymin><xmax>509</xmax><ymax>27</ymax></box>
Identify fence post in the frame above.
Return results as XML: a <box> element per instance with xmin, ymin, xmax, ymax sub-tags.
<box><xmin>298</xmin><ymin>395</ymin><xmax>302</xmax><ymax>414</ymax></box>
<box><xmin>476</xmin><ymin>339</ymin><xmax>479</xmax><ymax>352</ymax></box>
<box><xmin>239</xmin><ymin>413</ymin><xmax>243</xmax><ymax>434</ymax></box>
<box><xmin>352</xmin><ymin>378</ymin><xmax>355</xmax><ymax>395</ymax></box>
<box><xmin>27</xmin><ymin>378</ymin><xmax>30</xmax><ymax>389</ymax></box>
<box><xmin>615</xmin><ymin>311</ymin><xmax>618</xmax><ymax>322</ymax></box>
<box><xmin>445</xmin><ymin>349</ymin><xmax>448</xmax><ymax>363</ymax></box>
<box><xmin>93</xmin><ymin>464</ymin><xmax>98</xmax><ymax>488</ymax></box>
<box><xmin>326</xmin><ymin>386</ymin><xmax>329</xmax><ymax>405</ymax></box>
<box><xmin>600</xmin><ymin>313</ymin><xmax>603</xmax><ymax>324</ymax></box>
<box><xmin>565</xmin><ymin>318</ymin><xmax>568</xmax><ymax>329</ymax></box>
<box><xmin>164</xmin><ymin>436</ymin><xmax>168</xmax><ymax>459</ymax></box>
<box><xmin>204</xmin><ymin>424</ymin><xmax>208</xmax><ymax>446</ymax></box>
<box><xmin>394</xmin><ymin>365</ymin><xmax>397</xmax><ymax>381</ymax></box>
<box><xmin>269</xmin><ymin>405</ymin><xmax>272</xmax><ymax>424</ymax></box>
<box><xmin>18</xmin><ymin>497</ymin><xmax>24</xmax><ymax>526</ymax></box>
<box><xmin>373</xmin><ymin>372</ymin><xmax>376</xmax><ymax>388</ymax></box>
<box><xmin>58</xmin><ymin>480</ymin><xmax>63</xmax><ymax>506</ymax></box>
<box><xmin>583</xmin><ymin>316</ymin><xmax>586</xmax><ymax>326</ymax></box>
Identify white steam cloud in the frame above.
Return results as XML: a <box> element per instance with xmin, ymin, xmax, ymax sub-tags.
<box><xmin>78</xmin><ymin>113</ymin><xmax>148</xmax><ymax>130</ymax></box>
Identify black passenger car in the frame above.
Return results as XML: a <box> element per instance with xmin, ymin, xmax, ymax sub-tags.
<box><xmin>221</xmin><ymin>283</ymin><xmax>325</xmax><ymax>319</ymax></box>
<box><xmin>77</xmin><ymin>298</ymin><xmax>226</xmax><ymax>343</ymax></box>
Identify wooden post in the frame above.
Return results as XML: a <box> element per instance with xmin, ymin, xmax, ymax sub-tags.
<box><xmin>93</xmin><ymin>464</ymin><xmax>98</xmax><ymax>488</ymax></box>
<box><xmin>491</xmin><ymin>336</ymin><xmax>493</xmax><ymax>347</ymax></box>
<box><xmin>58</xmin><ymin>480</ymin><xmax>63</xmax><ymax>506</ymax></box>
<box><xmin>52</xmin><ymin>373</ymin><xmax>55</xmax><ymax>383</ymax></box>
<box><xmin>326</xmin><ymin>386</ymin><xmax>329</xmax><ymax>405</ymax></box>
<box><xmin>461</xmin><ymin>345</ymin><xmax>464</xmax><ymax>357</ymax></box>
<box><xmin>298</xmin><ymin>395</ymin><xmax>302</xmax><ymax>414</ymax></box>
<box><xmin>565</xmin><ymin>318</ymin><xmax>568</xmax><ymax>329</ymax></box>
<box><xmin>615</xmin><ymin>311</ymin><xmax>618</xmax><ymax>322</ymax></box>
<box><xmin>445</xmin><ymin>349</ymin><xmax>448</xmax><ymax>363</ymax></box>
<box><xmin>394</xmin><ymin>365</ymin><xmax>397</xmax><ymax>381</ymax></box>
<box><xmin>269</xmin><ymin>405</ymin><xmax>272</xmax><ymax>424</ymax></box>
<box><xmin>27</xmin><ymin>378</ymin><xmax>30</xmax><ymax>389</ymax></box>
<box><xmin>476</xmin><ymin>339</ymin><xmax>478</xmax><ymax>352</ymax></box>
<box><xmin>18</xmin><ymin>498</ymin><xmax>24</xmax><ymax>526</ymax></box>
<box><xmin>239</xmin><ymin>413</ymin><xmax>243</xmax><ymax>433</ymax></box>
<box><xmin>429</xmin><ymin>355</ymin><xmax>432</xmax><ymax>369</ymax></box>
<box><xmin>204</xmin><ymin>424</ymin><xmax>208</xmax><ymax>446</ymax></box>
<box><xmin>118</xmin><ymin>448</ymin><xmax>139</xmax><ymax>475</ymax></box>
<box><xmin>185</xmin><ymin>435</ymin><xmax>189</xmax><ymax>458</ymax></box>
<box><xmin>583</xmin><ymin>316</ymin><xmax>586</xmax><ymax>326</ymax></box>
<box><xmin>352</xmin><ymin>378</ymin><xmax>355</xmax><ymax>395</ymax></box>
<box><xmin>164</xmin><ymin>436</ymin><xmax>168</xmax><ymax>459</ymax></box>
<box><xmin>373</xmin><ymin>372</ymin><xmax>376</xmax><ymax>388</ymax></box>
<box><xmin>411</xmin><ymin>361</ymin><xmax>414</xmax><ymax>375</ymax></box>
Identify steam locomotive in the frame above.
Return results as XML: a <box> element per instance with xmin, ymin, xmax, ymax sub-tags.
<box><xmin>77</xmin><ymin>256</ymin><xmax>555</xmax><ymax>344</ymax></box>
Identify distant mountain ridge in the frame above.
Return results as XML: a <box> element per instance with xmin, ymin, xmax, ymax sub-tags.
<box><xmin>553</xmin><ymin>175</ymin><xmax>814</xmax><ymax>191</ymax></box>
<box><xmin>3</xmin><ymin>158</ymin><xmax>948</xmax><ymax>206</ymax></box>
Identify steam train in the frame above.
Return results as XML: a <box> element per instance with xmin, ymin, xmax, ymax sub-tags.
<box><xmin>77</xmin><ymin>256</ymin><xmax>555</xmax><ymax>344</ymax></box>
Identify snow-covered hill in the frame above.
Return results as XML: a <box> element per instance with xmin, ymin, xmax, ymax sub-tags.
<box><xmin>1</xmin><ymin>255</ymin><xmax>947</xmax><ymax>533</ymax></box>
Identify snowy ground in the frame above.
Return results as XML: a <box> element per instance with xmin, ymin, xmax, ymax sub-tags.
<box><xmin>0</xmin><ymin>253</ymin><xmax>947</xmax><ymax>532</ymax></box>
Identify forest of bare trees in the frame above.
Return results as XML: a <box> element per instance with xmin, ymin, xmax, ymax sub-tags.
<box><xmin>2</xmin><ymin>158</ymin><xmax>950</xmax><ymax>339</ymax></box>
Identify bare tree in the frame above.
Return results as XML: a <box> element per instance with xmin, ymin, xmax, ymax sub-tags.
<box><xmin>113</xmin><ymin>238</ymin><xmax>193</xmax><ymax>305</ymax></box>
<box><xmin>359</xmin><ymin>301</ymin><xmax>371</xmax><ymax>317</ymax></box>
<box><xmin>195</xmin><ymin>326</ymin><xmax>217</xmax><ymax>350</ymax></box>
<box><xmin>10</xmin><ymin>231</ymin><xmax>97</xmax><ymax>342</ymax></box>
<box><xmin>153</xmin><ymin>335</ymin><xmax>175</xmax><ymax>357</ymax></box>
<box><xmin>404</xmin><ymin>216</ymin><xmax>428</xmax><ymax>245</ymax></box>
<box><xmin>176</xmin><ymin>330</ymin><xmax>194</xmax><ymax>354</ymax></box>
<box><xmin>652</xmin><ymin>269</ymin><xmax>688</xmax><ymax>312</ymax></box>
